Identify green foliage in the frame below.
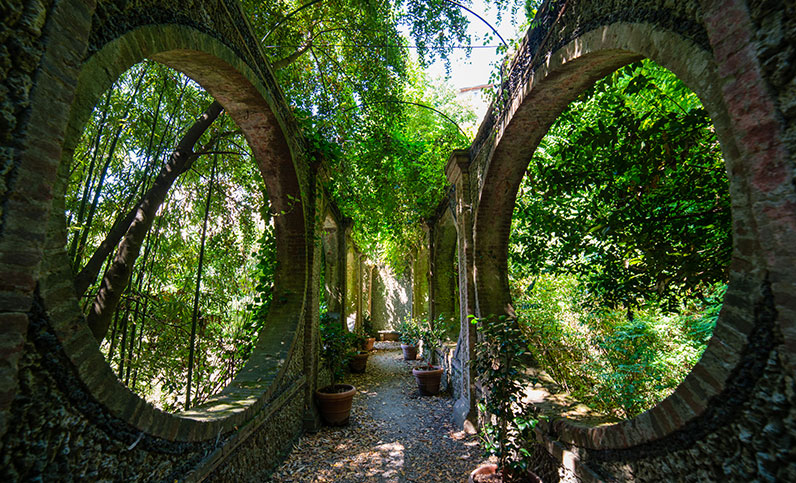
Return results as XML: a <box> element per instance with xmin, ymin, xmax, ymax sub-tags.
<box><xmin>508</xmin><ymin>60</ymin><xmax>729</xmax><ymax>417</ymax></box>
<box><xmin>513</xmin><ymin>273</ymin><xmax>723</xmax><ymax>418</ymax></box>
<box><xmin>70</xmin><ymin>61</ymin><xmax>275</xmax><ymax>410</ymax></box>
<box><xmin>362</xmin><ymin>313</ymin><xmax>375</xmax><ymax>338</ymax></box>
<box><xmin>322</xmin><ymin>66</ymin><xmax>476</xmax><ymax>269</ymax></box>
<box><xmin>472</xmin><ymin>315</ymin><xmax>537</xmax><ymax>479</ymax></box>
<box><xmin>243</xmin><ymin>0</ymin><xmax>483</xmax><ymax>269</ymax></box>
<box><xmin>319</xmin><ymin>312</ymin><xmax>358</xmax><ymax>383</ymax></box>
<box><xmin>418</xmin><ymin>314</ymin><xmax>447</xmax><ymax>366</ymax></box>
<box><xmin>510</xmin><ymin>60</ymin><xmax>730</xmax><ymax>312</ymax></box>
<box><xmin>398</xmin><ymin>316</ymin><xmax>421</xmax><ymax>345</ymax></box>
<box><xmin>248</xmin><ymin>222</ymin><xmax>277</xmax><ymax>327</ymax></box>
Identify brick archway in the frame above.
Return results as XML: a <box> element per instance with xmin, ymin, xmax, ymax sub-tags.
<box><xmin>472</xmin><ymin>20</ymin><xmax>791</xmax><ymax>456</ymax></box>
<box><xmin>0</xmin><ymin>0</ymin><xmax>315</xmax><ymax>472</ymax></box>
<box><xmin>46</xmin><ymin>25</ymin><xmax>309</xmax><ymax>441</ymax></box>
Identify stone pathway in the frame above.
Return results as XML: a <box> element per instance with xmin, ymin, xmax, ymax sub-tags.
<box><xmin>269</xmin><ymin>342</ymin><xmax>484</xmax><ymax>482</ymax></box>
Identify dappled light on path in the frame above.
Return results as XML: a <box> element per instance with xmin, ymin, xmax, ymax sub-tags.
<box><xmin>271</xmin><ymin>343</ymin><xmax>484</xmax><ymax>482</ymax></box>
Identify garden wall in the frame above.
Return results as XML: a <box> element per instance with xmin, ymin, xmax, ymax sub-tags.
<box><xmin>435</xmin><ymin>0</ymin><xmax>796</xmax><ymax>480</ymax></box>
<box><xmin>0</xmin><ymin>0</ymin><xmax>322</xmax><ymax>479</ymax></box>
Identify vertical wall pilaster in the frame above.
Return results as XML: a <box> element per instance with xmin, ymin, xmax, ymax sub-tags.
<box><xmin>449</xmin><ymin>149</ymin><xmax>478</xmax><ymax>432</ymax></box>
<box><xmin>412</xmin><ymin>225</ymin><xmax>431</xmax><ymax>322</ymax></box>
<box><xmin>339</xmin><ymin>217</ymin><xmax>352</xmax><ymax>329</ymax></box>
<box><xmin>354</xmin><ymin>253</ymin><xmax>364</xmax><ymax>333</ymax></box>
<box><xmin>303</xmin><ymin>166</ymin><xmax>323</xmax><ymax>430</ymax></box>
<box><xmin>426</xmin><ymin>220</ymin><xmax>436</xmax><ymax>324</ymax></box>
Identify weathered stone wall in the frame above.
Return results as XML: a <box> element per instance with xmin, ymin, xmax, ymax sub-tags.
<box><xmin>2</xmin><ymin>0</ymin><xmax>795</xmax><ymax>480</ymax></box>
<box><xmin>344</xmin><ymin>241</ymin><xmax>360</xmax><ymax>331</ymax></box>
<box><xmin>412</xmin><ymin>235</ymin><xmax>430</xmax><ymax>320</ymax></box>
<box><xmin>371</xmin><ymin>263</ymin><xmax>412</xmax><ymax>332</ymax></box>
<box><xmin>0</xmin><ymin>0</ymin><xmax>53</xmax><ymax>231</ymax></box>
<box><xmin>435</xmin><ymin>0</ymin><xmax>796</xmax><ymax>480</ymax></box>
<box><xmin>0</xmin><ymin>0</ymin><xmax>321</xmax><ymax>479</ymax></box>
<box><xmin>429</xmin><ymin>212</ymin><xmax>459</xmax><ymax>340</ymax></box>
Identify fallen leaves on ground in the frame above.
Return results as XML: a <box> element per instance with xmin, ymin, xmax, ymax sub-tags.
<box><xmin>269</xmin><ymin>344</ymin><xmax>486</xmax><ymax>482</ymax></box>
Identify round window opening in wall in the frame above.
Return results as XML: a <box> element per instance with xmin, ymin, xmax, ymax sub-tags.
<box><xmin>509</xmin><ymin>59</ymin><xmax>730</xmax><ymax>421</ymax></box>
<box><xmin>65</xmin><ymin>60</ymin><xmax>277</xmax><ymax>412</ymax></box>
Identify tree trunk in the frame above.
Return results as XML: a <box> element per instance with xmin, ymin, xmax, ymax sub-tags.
<box><xmin>74</xmin><ymin>197</ymin><xmax>139</xmax><ymax>296</ymax></box>
<box><xmin>185</xmin><ymin>155</ymin><xmax>218</xmax><ymax>410</ymax></box>
<box><xmin>86</xmin><ymin>100</ymin><xmax>223</xmax><ymax>341</ymax></box>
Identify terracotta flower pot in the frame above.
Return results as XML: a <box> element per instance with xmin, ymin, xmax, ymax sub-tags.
<box><xmin>362</xmin><ymin>337</ymin><xmax>375</xmax><ymax>351</ymax></box>
<box><xmin>401</xmin><ymin>344</ymin><xmax>417</xmax><ymax>360</ymax></box>
<box><xmin>412</xmin><ymin>365</ymin><xmax>443</xmax><ymax>395</ymax></box>
<box><xmin>469</xmin><ymin>463</ymin><xmax>498</xmax><ymax>483</ymax></box>
<box><xmin>349</xmin><ymin>351</ymin><xmax>369</xmax><ymax>373</ymax></box>
<box><xmin>468</xmin><ymin>463</ymin><xmax>542</xmax><ymax>482</ymax></box>
<box><xmin>315</xmin><ymin>384</ymin><xmax>356</xmax><ymax>425</ymax></box>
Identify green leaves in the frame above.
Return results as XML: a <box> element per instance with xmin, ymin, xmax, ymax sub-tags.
<box><xmin>319</xmin><ymin>315</ymin><xmax>357</xmax><ymax>383</ymax></box>
<box><xmin>472</xmin><ymin>314</ymin><xmax>537</xmax><ymax>476</ymax></box>
<box><xmin>510</xmin><ymin>59</ymin><xmax>730</xmax><ymax>312</ymax></box>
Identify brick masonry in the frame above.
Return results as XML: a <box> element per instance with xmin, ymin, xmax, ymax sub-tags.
<box><xmin>424</xmin><ymin>0</ymin><xmax>796</xmax><ymax>480</ymax></box>
<box><xmin>0</xmin><ymin>0</ymin><xmax>324</xmax><ymax>479</ymax></box>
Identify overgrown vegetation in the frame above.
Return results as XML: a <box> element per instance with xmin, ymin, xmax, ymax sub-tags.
<box><xmin>509</xmin><ymin>60</ymin><xmax>730</xmax><ymax>418</ymax></box>
<box><xmin>68</xmin><ymin>63</ymin><xmax>269</xmax><ymax>411</ymax></box>
<box><xmin>319</xmin><ymin>312</ymin><xmax>358</xmax><ymax>383</ymax></box>
<box><xmin>66</xmin><ymin>0</ymin><xmax>729</xmax><ymax>428</ymax></box>
<box><xmin>472</xmin><ymin>315</ymin><xmax>538</xmax><ymax>480</ymax></box>
<box><xmin>69</xmin><ymin>0</ymin><xmax>529</xmax><ymax>409</ymax></box>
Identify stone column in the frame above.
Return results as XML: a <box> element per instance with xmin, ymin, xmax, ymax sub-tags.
<box><xmin>343</xmin><ymin>226</ymin><xmax>359</xmax><ymax>332</ymax></box>
<box><xmin>412</xmin><ymin>226</ymin><xmax>431</xmax><ymax>321</ymax></box>
<box><xmin>355</xmin><ymin>252</ymin><xmax>364</xmax><ymax>333</ymax></box>
<box><xmin>449</xmin><ymin>149</ymin><xmax>478</xmax><ymax>433</ymax></box>
<box><xmin>321</xmin><ymin>215</ymin><xmax>342</xmax><ymax>318</ymax></box>
<box><xmin>426</xmin><ymin>220</ymin><xmax>436</xmax><ymax>325</ymax></box>
<box><xmin>338</xmin><ymin>217</ymin><xmax>351</xmax><ymax>329</ymax></box>
<box><xmin>303</xmin><ymin>166</ymin><xmax>323</xmax><ymax>430</ymax></box>
<box><xmin>430</xmin><ymin>215</ymin><xmax>458</xmax><ymax>340</ymax></box>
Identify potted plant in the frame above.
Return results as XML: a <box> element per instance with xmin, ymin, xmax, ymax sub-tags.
<box><xmin>398</xmin><ymin>317</ymin><xmax>420</xmax><ymax>360</ymax></box>
<box><xmin>315</xmin><ymin>318</ymin><xmax>357</xmax><ymax>425</ymax></box>
<box><xmin>412</xmin><ymin>316</ymin><xmax>446</xmax><ymax>395</ymax></box>
<box><xmin>469</xmin><ymin>314</ymin><xmax>540</xmax><ymax>482</ymax></box>
<box><xmin>348</xmin><ymin>333</ymin><xmax>370</xmax><ymax>373</ymax></box>
<box><xmin>362</xmin><ymin>314</ymin><xmax>376</xmax><ymax>351</ymax></box>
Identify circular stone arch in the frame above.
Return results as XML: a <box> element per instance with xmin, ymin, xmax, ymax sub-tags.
<box><xmin>36</xmin><ymin>24</ymin><xmax>310</xmax><ymax>443</ymax></box>
<box><xmin>473</xmin><ymin>22</ymin><xmax>783</xmax><ymax>450</ymax></box>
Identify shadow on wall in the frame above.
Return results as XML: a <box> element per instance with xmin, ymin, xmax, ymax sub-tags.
<box><xmin>371</xmin><ymin>264</ymin><xmax>412</xmax><ymax>331</ymax></box>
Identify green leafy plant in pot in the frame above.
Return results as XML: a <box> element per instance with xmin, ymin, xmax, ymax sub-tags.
<box><xmin>316</xmin><ymin>315</ymin><xmax>357</xmax><ymax>425</ymax></box>
<box><xmin>399</xmin><ymin>317</ymin><xmax>421</xmax><ymax>360</ymax></box>
<box><xmin>470</xmin><ymin>314</ymin><xmax>540</xmax><ymax>482</ymax></box>
<box><xmin>413</xmin><ymin>315</ymin><xmax>446</xmax><ymax>395</ymax></box>
<box><xmin>348</xmin><ymin>332</ymin><xmax>370</xmax><ymax>373</ymax></box>
<box><xmin>362</xmin><ymin>314</ymin><xmax>376</xmax><ymax>351</ymax></box>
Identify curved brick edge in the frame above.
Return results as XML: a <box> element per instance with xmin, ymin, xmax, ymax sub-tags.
<box><xmin>0</xmin><ymin>0</ymin><xmax>96</xmax><ymax>444</ymax></box>
<box><xmin>32</xmin><ymin>23</ymin><xmax>311</xmax><ymax>443</ymax></box>
<box><xmin>699</xmin><ymin>0</ymin><xmax>796</xmax><ymax>375</ymax></box>
<box><xmin>472</xmin><ymin>20</ymin><xmax>789</xmax><ymax>452</ymax></box>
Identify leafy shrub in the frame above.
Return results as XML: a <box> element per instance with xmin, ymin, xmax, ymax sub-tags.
<box><xmin>398</xmin><ymin>316</ymin><xmax>421</xmax><ymax>345</ymax></box>
<box><xmin>514</xmin><ymin>274</ymin><xmax>722</xmax><ymax>418</ymax></box>
<box><xmin>472</xmin><ymin>314</ymin><xmax>538</xmax><ymax>480</ymax></box>
<box><xmin>319</xmin><ymin>313</ymin><xmax>357</xmax><ymax>383</ymax></box>
<box><xmin>419</xmin><ymin>314</ymin><xmax>447</xmax><ymax>366</ymax></box>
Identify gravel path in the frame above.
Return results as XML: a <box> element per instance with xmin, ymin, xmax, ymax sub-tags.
<box><xmin>269</xmin><ymin>343</ymin><xmax>484</xmax><ymax>482</ymax></box>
